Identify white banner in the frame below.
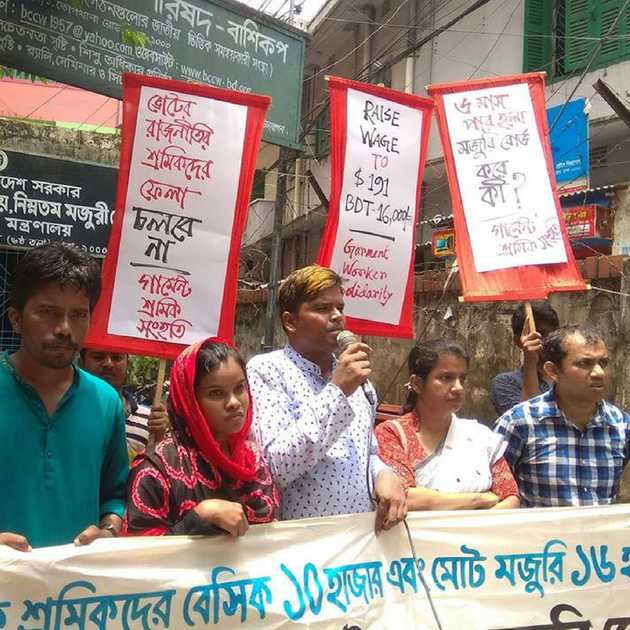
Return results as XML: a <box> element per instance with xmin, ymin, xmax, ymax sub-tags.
<box><xmin>2</xmin><ymin>506</ymin><xmax>630</xmax><ymax>629</ymax></box>
<box><xmin>443</xmin><ymin>83</ymin><xmax>567</xmax><ymax>272</ymax></box>
<box><xmin>108</xmin><ymin>86</ymin><xmax>247</xmax><ymax>344</ymax></box>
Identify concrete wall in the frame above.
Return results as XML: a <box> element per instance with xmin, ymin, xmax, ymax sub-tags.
<box><xmin>0</xmin><ymin>119</ymin><xmax>121</xmax><ymax>164</ymax></box>
<box><xmin>235</xmin><ymin>265</ymin><xmax>630</xmax><ymax>425</ymax></box>
<box><xmin>234</xmin><ymin>263</ymin><xmax>630</xmax><ymax>503</ymax></box>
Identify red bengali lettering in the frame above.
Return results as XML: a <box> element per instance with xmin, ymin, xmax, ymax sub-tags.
<box><xmin>139</xmin><ymin>178</ymin><xmax>202</xmax><ymax>210</ymax></box>
<box><xmin>137</xmin><ymin>273</ymin><xmax>192</xmax><ymax>298</ymax></box>
<box><xmin>146</xmin><ymin>92</ymin><xmax>195</xmax><ymax>118</ymax></box>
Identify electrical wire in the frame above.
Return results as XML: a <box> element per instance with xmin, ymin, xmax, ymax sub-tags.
<box><xmin>22</xmin><ymin>83</ymin><xmax>70</xmax><ymax>119</ymax></box>
<box><xmin>303</xmin><ymin>0</ymin><xmax>411</xmax><ymax>86</ymax></box>
<box><xmin>464</xmin><ymin>0</ymin><xmax>520</xmax><ymax>79</ymax></box>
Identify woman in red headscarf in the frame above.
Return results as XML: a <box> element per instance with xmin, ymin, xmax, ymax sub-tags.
<box><xmin>124</xmin><ymin>340</ymin><xmax>278</xmax><ymax>536</ymax></box>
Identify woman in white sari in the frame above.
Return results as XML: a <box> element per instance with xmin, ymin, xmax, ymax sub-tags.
<box><xmin>376</xmin><ymin>339</ymin><xmax>520</xmax><ymax>510</ymax></box>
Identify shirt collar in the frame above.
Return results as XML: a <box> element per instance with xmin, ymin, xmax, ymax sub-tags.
<box><xmin>535</xmin><ymin>386</ymin><xmax>606</xmax><ymax>428</ymax></box>
<box><xmin>284</xmin><ymin>344</ymin><xmax>336</xmax><ymax>380</ymax></box>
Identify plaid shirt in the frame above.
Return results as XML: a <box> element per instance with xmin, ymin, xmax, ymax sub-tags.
<box><xmin>494</xmin><ymin>388</ymin><xmax>630</xmax><ymax>507</ymax></box>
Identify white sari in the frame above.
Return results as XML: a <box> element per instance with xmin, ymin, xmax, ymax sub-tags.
<box><xmin>414</xmin><ymin>415</ymin><xmax>506</xmax><ymax>493</ymax></box>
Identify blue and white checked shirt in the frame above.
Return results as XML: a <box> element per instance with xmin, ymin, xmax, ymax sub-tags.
<box><xmin>247</xmin><ymin>345</ymin><xmax>389</xmax><ymax>520</ymax></box>
<box><xmin>494</xmin><ymin>388</ymin><xmax>630</xmax><ymax>507</ymax></box>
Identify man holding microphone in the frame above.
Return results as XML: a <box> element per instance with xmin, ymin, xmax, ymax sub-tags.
<box><xmin>247</xmin><ymin>265</ymin><xmax>406</xmax><ymax>530</ymax></box>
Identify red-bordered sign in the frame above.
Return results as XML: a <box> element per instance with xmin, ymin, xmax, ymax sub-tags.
<box><xmin>428</xmin><ymin>73</ymin><xmax>586</xmax><ymax>302</ymax></box>
<box><xmin>562</xmin><ymin>205</ymin><xmax>596</xmax><ymax>239</ymax></box>
<box><xmin>318</xmin><ymin>76</ymin><xmax>433</xmax><ymax>338</ymax></box>
<box><xmin>85</xmin><ymin>73</ymin><xmax>270</xmax><ymax>358</ymax></box>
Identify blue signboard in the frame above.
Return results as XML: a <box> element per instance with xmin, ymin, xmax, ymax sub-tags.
<box><xmin>546</xmin><ymin>98</ymin><xmax>589</xmax><ymax>186</ymax></box>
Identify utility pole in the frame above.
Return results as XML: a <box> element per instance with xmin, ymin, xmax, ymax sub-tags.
<box><xmin>263</xmin><ymin>147</ymin><xmax>289</xmax><ymax>351</ymax></box>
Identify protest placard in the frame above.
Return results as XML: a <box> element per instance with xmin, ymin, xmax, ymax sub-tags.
<box><xmin>429</xmin><ymin>73</ymin><xmax>586</xmax><ymax>302</ymax></box>
<box><xmin>318</xmin><ymin>77</ymin><xmax>433</xmax><ymax>338</ymax></box>
<box><xmin>2</xmin><ymin>506</ymin><xmax>630</xmax><ymax>628</ymax></box>
<box><xmin>85</xmin><ymin>73</ymin><xmax>270</xmax><ymax>358</ymax></box>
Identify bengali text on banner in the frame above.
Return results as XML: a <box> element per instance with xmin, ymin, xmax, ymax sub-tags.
<box><xmin>318</xmin><ymin>77</ymin><xmax>433</xmax><ymax>338</ymax></box>
<box><xmin>1</xmin><ymin>507</ymin><xmax>630</xmax><ymax>629</ymax></box>
<box><xmin>85</xmin><ymin>73</ymin><xmax>270</xmax><ymax>358</ymax></box>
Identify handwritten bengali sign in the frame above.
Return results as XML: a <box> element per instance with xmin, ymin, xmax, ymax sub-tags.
<box><xmin>2</xmin><ymin>507</ymin><xmax>630</xmax><ymax>628</ymax></box>
<box><xmin>0</xmin><ymin>149</ymin><xmax>115</xmax><ymax>256</ymax></box>
<box><xmin>440</xmin><ymin>81</ymin><xmax>568</xmax><ymax>273</ymax></box>
<box><xmin>0</xmin><ymin>0</ymin><xmax>303</xmax><ymax>148</ymax></box>
<box><xmin>318</xmin><ymin>78</ymin><xmax>433</xmax><ymax>338</ymax></box>
<box><xmin>86</xmin><ymin>74</ymin><xmax>269</xmax><ymax>357</ymax></box>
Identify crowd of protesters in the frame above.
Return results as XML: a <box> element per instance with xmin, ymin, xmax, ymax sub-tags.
<box><xmin>0</xmin><ymin>243</ymin><xmax>627</xmax><ymax>551</ymax></box>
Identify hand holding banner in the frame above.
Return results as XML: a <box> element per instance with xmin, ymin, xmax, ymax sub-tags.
<box><xmin>318</xmin><ymin>77</ymin><xmax>433</xmax><ymax>338</ymax></box>
<box><xmin>86</xmin><ymin>73</ymin><xmax>270</xmax><ymax>357</ymax></box>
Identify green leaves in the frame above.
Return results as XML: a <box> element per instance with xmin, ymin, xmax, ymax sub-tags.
<box><xmin>0</xmin><ymin>66</ymin><xmax>48</xmax><ymax>83</ymax></box>
<box><xmin>121</xmin><ymin>24</ymin><xmax>149</xmax><ymax>48</ymax></box>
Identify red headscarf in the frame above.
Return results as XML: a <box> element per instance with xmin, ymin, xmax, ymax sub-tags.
<box><xmin>168</xmin><ymin>339</ymin><xmax>258</xmax><ymax>482</ymax></box>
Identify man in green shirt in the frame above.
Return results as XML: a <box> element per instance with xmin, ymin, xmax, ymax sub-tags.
<box><xmin>0</xmin><ymin>243</ymin><xmax>128</xmax><ymax>549</ymax></box>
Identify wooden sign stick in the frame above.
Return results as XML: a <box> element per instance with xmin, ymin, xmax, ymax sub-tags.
<box><xmin>153</xmin><ymin>359</ymin><xmax>167</xmax><ymax>407</ymax></box>
<box><xmin>524</xmin><ymin>301</ymin><xmax>537</xmax><ymax>336</ymax></box>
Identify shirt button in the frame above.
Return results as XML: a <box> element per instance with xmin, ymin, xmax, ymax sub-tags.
<box><xmin>47</xmin><ymin>451</ymin><xmax>53</xmax><ymax>459</ymax></box>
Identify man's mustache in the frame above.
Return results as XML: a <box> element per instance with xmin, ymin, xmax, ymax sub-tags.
<box><xmin>43</xmin><ymin>340</ymin><xmax>79</xmax><ymax>351</ymax></box>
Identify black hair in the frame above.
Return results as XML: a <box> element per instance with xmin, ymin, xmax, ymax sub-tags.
<box><xmin>194</xmin><ymin>341</ymin><xmax>247</xmax><ymax>389</ymax></box>
<box><xmin>403</xmin><ymin>339</ymin><xmax>468</xmax><ymax>412</ymax></box>
<box><xmin>9</xmin><ymin>243</ymin><xmax>101</xmax><ymax>312</ymax></box>
<box><xmin>167</xmin><ymin>342</ymin><xmax>247</xmax><ymax>443</ymax></box>
<box><xmin>542</xmin><ymin>325</ymin><xmax>604</xmax><ymax>367</ymax></box>
<box><xmin>511</xmin><ymin>300</ymin><xmax>559</xmax><ymax>338</ymax></box>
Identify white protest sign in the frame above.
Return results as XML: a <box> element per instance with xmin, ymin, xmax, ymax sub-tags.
<box><xmin>443</xmin><ymin>83</ymin><xmax>567</xmax><ymax>272</ymax></box>
<box><xmin>326</xmin><ymin>86</ymin><xmax>428</xmax><ymax>329</ymax></box>
<box><xmin>2</xmin><ymin>507</ymin><xmax>630</xmax><ymax>629</ymax></box>
<box><xmin>108</xmin><ymin>86</ymin><xmax>247</xmax><ymax>345</ymax></box>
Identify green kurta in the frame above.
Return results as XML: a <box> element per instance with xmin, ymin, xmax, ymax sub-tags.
<box><xmin>0</xmin><ymin>352</ymin><xmax>128</xmax><ymax>548</ymax></box>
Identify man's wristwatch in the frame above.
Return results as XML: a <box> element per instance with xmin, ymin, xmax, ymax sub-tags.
<box><xmin>100</xmin><ymin>523</ymin><xmax>118</xmax><ymax>537</ymax></box>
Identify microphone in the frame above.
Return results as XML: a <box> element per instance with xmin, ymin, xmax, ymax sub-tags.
<box><xmin>336</xmin><ymin>330</ymin><xmax>375</xmax><ymax>405</ymax></box>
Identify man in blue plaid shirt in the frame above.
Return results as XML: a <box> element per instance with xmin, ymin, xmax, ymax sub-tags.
<box><xmin>495</xmin><ymin>325</ymin><xmax>630</xmax><ymax>507</ymax></box>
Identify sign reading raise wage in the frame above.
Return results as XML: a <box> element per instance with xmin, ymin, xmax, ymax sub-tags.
<box><xmin>318</xmin><ymin>77</ymin><xmax>433</xmax><ymax>338</ymax></box>
<box><xmin>429</xmin><ymin>73</ymin><xmax>585</xmax><ymax>301</ymax></box>
<box><xmin>86</xmin><ymin>73</ymin><xmax>270</xmax><ymax>358</ymax></box>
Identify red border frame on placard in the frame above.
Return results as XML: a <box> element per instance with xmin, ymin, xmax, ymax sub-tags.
<box><xmin>84</xmin><ymin>73</ymin><xmax>270</xmax><ymax>358</ymax></box>
<box><xmin>428</xmin><ymin>73</ymin><xmax>586</xmax><ymax>302</ymax></box>
<box><xmin>318</xmin><ymin>76</ymin><xmax>433</xmax><ymax>338</ymax></box>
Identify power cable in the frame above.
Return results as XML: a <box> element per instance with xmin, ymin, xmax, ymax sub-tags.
<box><xmin>355</xmin><ymin>0</ymin><xmax>476</xmax><ymax>82</ymax></box>
<box><xmin>362</xmin><ymin>0</ymin><xmax>496</xmax><ymax>83</ymax></box>
<box><xmin>22</xmin><ymin>83</ymin><xmax>70</xmax><ymax>119</ymax></box>
<box><xmin>303</xmin><ymin>0</ymin><xmax>410</xmax><ymax>86</ymax></box>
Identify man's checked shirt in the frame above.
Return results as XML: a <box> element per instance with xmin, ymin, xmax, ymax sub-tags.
<box><xmin>494</xmin><ymin>388</ymin><xmax>630</xmax><ymax>507</ymax></box>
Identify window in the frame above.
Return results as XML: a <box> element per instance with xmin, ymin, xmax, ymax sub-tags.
<box><xmin>524</xmin><ymin>0</ymin><xmax>630</xmax><ymax>76</ymax></box>
<box><xmin>250</xmin><ymin>169</ymin><xmax>265</xmax><ymax>201</ymax></box>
